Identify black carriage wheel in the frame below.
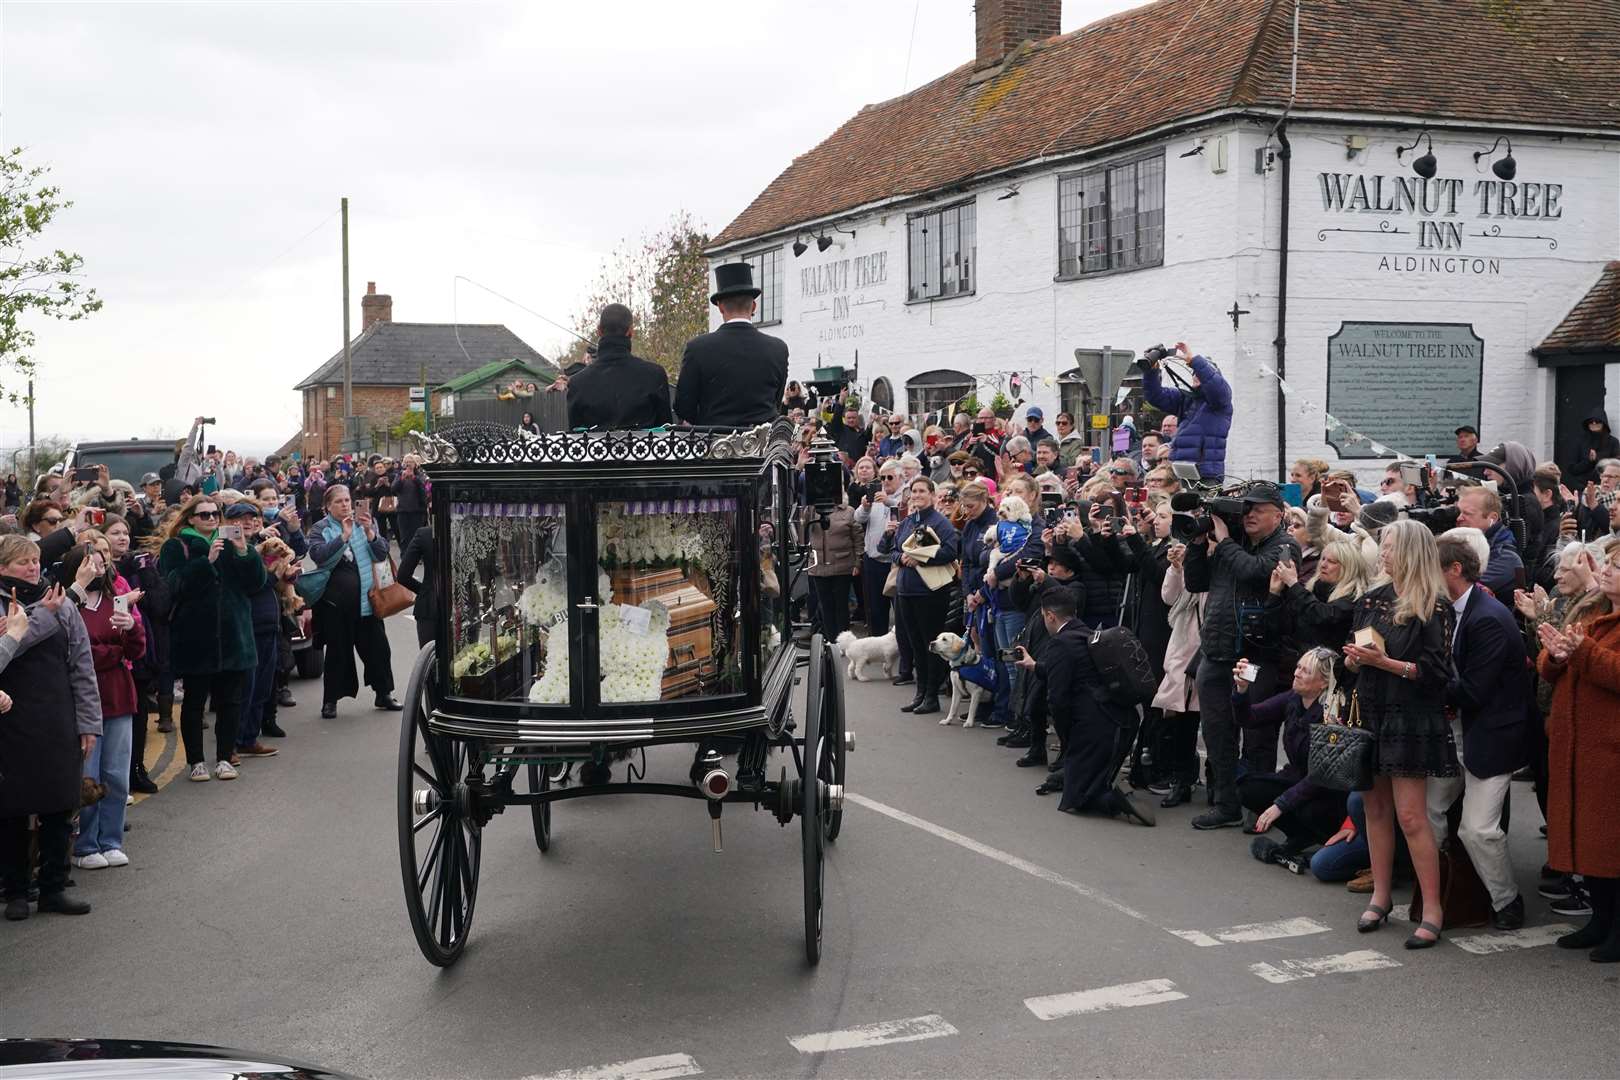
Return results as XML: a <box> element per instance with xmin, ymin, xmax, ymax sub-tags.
<box><xmin>824</xmin><ymin>637</ymin><xmax>847</xmax><ymax>843</ymax></box>
<box><xmin>801</xmin><ymin>634</ymin><xmax>828</xmax><ymax>965</ymax></box>
<box><xmin>396</xmin><ymin>643</ymin><xmax>482</xmax><ymax>967</ymax></box>
<box><xmin>527</xmin><ymin>763</ymin><xmax>552</xmax><ymax>852</ymax></box>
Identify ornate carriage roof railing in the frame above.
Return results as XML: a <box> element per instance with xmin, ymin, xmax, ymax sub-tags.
<box><xmin>409</xmin><ymin>421</ymin><xmax>792</xmax><ymax>467</ymax></box>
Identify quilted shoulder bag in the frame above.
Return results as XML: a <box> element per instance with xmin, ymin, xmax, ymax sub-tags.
<box><xmin>1307</xmin><ymin>690</ymin><xmax>1376</xmax><ymax>791</ymax></box>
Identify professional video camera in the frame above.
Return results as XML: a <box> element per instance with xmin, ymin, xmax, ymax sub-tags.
<box><xmin>1166</xmin><ymin>464</ymin><xmax>1251</xmax><ymax>543</ymax></box>
<box><xmin>803</xmin><ymin>435</ymin><xmax>845</xmax><ymax>521</ymax></box>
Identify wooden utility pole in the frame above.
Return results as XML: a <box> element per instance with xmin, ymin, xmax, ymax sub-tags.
<box><xmin>341</xmin><ymin>196</ymin><xmax>354</xmax><ymax>454</ymax></box>
<box><xmin>26</xmin><ymin>378</ymin><xmax>34</xmax><ymax>484</ymax></box>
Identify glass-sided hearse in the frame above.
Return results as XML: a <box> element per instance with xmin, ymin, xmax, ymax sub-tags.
<box><xmin>396</xmin><ymin>421</ymin><xmax>847</xmax><ymax>967</ymax></box>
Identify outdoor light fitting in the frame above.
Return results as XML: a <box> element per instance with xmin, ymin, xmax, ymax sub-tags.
<box><xmin>792</xmin><ymin>236</ymin><xmax>809</xmax><ymax>258</ymax></box>
<box><xmin>1178</xmin><ymin>144</ymin><xmax>1205</xmax><ymax>158</ymax></box>
<box><xmin>1395</xmin><ymin>129</ymin><xmax>1438</xmax><ymax>179</ymax></box>
<box><xmin>1473</xmin><ymin>136</ymin><xmax>1516</xmax><ymax>181</ymax></box>
<box><xmin>996</xmin><ymin>184</ymin><xmax>1021</xmax><ymax>200</ymax></box>
<box><xmin>816</xmin><ymin>234</ymin><xmax>833</xmax><ymax>252</ymax></box>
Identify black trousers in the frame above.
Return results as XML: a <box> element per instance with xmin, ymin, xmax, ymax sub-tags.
<box><xmin>1159</xmin><ymin>710</ymin><xmax>1202</xmax><ymax>785</ymax></box>
<box><xmin>1238</xmin><ymin>774</ymin><xmax>1346</xmax><ymax>850</ymax></box>
<box><xmin>861</xmin><ymin>555</ymin><xmax>891</xmax><ymax>636</ymax></box>
<box><xmin>181</xmin><ymin>669</ymin><xmax>247</xmax><ymax>765</ymax></box>
<box><xmin>897</xmin><ymin>590</ymin><xmax>950</xmax><ymax>698</ymax></box>
<box><xmin>810</xmin><ymin>575</ymin><xmax>853</xmax><ymax>642</ymax></box>
<box><xmin>0</xmin><ymin>810</ymin><xmax>72</xmax><ymax>899</ymax></box>
<box><xmin>1198</xmin><ymin>659</ymin><xmax>1281</xmax><ymax>815</ymax></box>
<box><xmin>322</xmin><ymin>610</ymin><xmax>394</xmax><ymax>704</ymax></box>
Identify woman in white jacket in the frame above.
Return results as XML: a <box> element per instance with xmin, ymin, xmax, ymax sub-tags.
<box><xmin>1152</xmin><ymin>540</ymin><xmax>1207</xmax><ymax>808</ymax></box>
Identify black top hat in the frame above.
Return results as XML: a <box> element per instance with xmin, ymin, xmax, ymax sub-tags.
<box><xmin>710</xmin><ymin>262</ymin><xmax>762</xmax><ymax>305</ymax></box>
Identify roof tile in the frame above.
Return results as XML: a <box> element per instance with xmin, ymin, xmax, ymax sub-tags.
<box><xmin>294</xmin><ymin>322</ymin><xmax>552</xmax><ymax>390</ymax></box>
<box><xmin>1538</xmin><ymin>262</ymin><xmax>1620</xmax><ymax>354</ymax></box>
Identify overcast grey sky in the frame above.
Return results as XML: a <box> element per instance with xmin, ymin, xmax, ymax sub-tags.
<box><xmin>1</xmin><ymin>0</ymin><xmax>1140</xmax><ymax>455</ymax></box>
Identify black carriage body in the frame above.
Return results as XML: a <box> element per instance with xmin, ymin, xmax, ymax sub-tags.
<box><xmin>419</xmin><ymin>424</ymin><xmax>798</xmax><ymax>746</ymax></box>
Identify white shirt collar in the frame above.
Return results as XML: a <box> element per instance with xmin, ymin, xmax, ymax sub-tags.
<box><xmin>1452</xmin><ymin>585</ymin><xmax>1474</xmax><ymax>615</ymax></box>
<box><xmin>723</xmin><ymin>315</ymin><xmax>753</xmax><ymax>326</ymax></box>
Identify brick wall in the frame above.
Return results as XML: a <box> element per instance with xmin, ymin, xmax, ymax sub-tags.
<box><xmin>976</xmin><ymin>0</ymin><xmax>1062</xmax><ymax>68</ymax></box>
<box><xmin>300</xmin><ymin>385</ymin><xmax>434</xmax><ymax>461</ymax></box>
<box><xmin>712</xmin><ymin>118</ymin><xmax>1619</xmax><ymax>482</ymax></box>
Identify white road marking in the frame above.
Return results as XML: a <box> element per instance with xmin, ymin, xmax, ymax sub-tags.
<box><xmin>1170</xmin><ymin>916</ymin><xmax>1332</xmax><ymax>947</ymax></box>
<box><xmin>1450</xmin><ymin>923</ymin><xmax>1576</xmax><ymax>955</ymax></box>
<box><xmin>1250</xmin><ymin>949</ymin><xmax>1401</xmax><ymax>984</ymax></box>
<box><xmin>845</xmin><ymin>792</ymin><xmax>1162</xmax><ymax>930</ymax></box>
<box><xmin>789</xmin><ymin>1014</ymin><xmax>958</xmax><ymax>1054</ymax></box>
<box><xmin>523</xmin><ymin>1053</ymin><xmax>701</xmax><ymax>1080</ymax></box>
<box><xmin>1024</xmin><ymin>978</ymin><xmax>1188</xmax><ymax>1020</ymax></box>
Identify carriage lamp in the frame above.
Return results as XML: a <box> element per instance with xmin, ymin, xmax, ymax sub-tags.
<box><xmin>1395</xmin><ymin>129</ymin><xmax>1438</xmax><ymax>179</ymax></box>
<box><xmin>1473</xmin><ymin>136</ymin><xmax>1516</xmax><ymax>181</ymax></box>
<box><xmin>804</xmin><ymin>436</ymin><xmax>845</xmax><ymax>518</ymax></box>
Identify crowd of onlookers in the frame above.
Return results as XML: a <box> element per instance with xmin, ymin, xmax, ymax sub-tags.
<box><xmin>0</xmin><ymin>448</ymin><xmax>430</xmax><ymax>922</ymax></box>
<box><xmin>794</xmin><ymin>354</ymin><xmax>1616</xmax><ymax>962</ymax></box>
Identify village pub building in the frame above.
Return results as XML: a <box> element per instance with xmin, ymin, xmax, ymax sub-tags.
<box><xmin>705</xmin><ymin>0</ymin><xmax>1620</xmax><ymax>481</ymax></box>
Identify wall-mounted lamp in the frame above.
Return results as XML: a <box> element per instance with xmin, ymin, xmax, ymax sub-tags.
<box><xmin>996</xmin><ymin>184</ymin><xmax>1021</xmax><ymax>200</ymax></box>
<box><xmin>1395</xmin><ymin>129</ymin><xmax>1438</xmax><ymax>179</ymax></box>
<box><xmin>1473</xmin><ymin>136</ymin><xmax>1516</xmax><ymax>181</ymax></box>
<box><xmin>1178</xmin><ymin>143</ymin><xmax>1205</xmax><ymax>159</ymax></box>
<box><xmin>792</xmin><ymin>235</ymin><xmax>809</xmax><ymax>258</ymax></box>
<box><xmin>1344</xmin><ymin>134</ymin><xmax>1368</xmax><ymax>160</ymax></box>
<box><xmin>816</xmin><ymin>234</ymin><xmax>834</xmax><ymax>252</ymax></box>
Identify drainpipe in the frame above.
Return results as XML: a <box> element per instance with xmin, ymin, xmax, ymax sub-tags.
<box><xmin>1274</xmin><ymin>123</ymin><xmax>1291</xmax><ymax>482</ymax></box>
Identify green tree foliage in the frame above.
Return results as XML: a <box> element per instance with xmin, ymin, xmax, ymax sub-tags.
<box><xmin>563</xmin><ymin>211</ymin><xmax>710</xmax><ymax>378</ymax></box>
<box><xmin>390</xmin><ymin>409</ymin><xmax>426</xmax><ymax>438</ymax></box>
<box><xmin>0</xmin><ymin>149</ymin><xmax>101</xmax><ymax>404</ymax></box>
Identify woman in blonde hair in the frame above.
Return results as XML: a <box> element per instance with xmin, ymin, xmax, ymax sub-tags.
<box><xmin>1268</xmin><ymin>535</ymin><xmax>1380</xmax><ymax>654</ymax></box>
<box><xmin>1290</xmin><ymin>458</ymin><xmax>1331</xmax><ymax>503</ymax></box>
<box><xmin>1341</xmin><ymin>519</ymin><xmax>1457</xmax><ymax>949</ymax></box>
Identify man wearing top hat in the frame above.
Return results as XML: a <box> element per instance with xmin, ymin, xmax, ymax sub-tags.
<box><xmin>674</xmin><ymin>261</ymin><xmax>789</xmax><ymax>428</ymax></box>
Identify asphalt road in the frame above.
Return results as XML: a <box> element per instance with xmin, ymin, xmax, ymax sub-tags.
<box><xmin>3</xmin><ymin>614</ymin><xmax>1616</xmax><ymax>1079</ymax></box>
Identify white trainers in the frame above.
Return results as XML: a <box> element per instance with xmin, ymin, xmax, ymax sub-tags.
<box><xmin>126</xmin><ymin>794</ymin><xmax>134</xmax><ymax>806</ymax></box>
<box><xmin>102</xmin><ymin>849</ymin><xmax>129</xmax><ymax>868</ymax></box>
<box><xmin>71</xmin><ymin>852</ymin><xmax>109</xmax><ymax>870</ymax></box>
<box><xmin>214</xmin><ymin>760</ymin><xmax>238</xmax><ymax>781</ymax></box>
<box><xmin>189</xmin><ymin>762</ymin><xmax>211</xmax><ymax>782</ymax></box>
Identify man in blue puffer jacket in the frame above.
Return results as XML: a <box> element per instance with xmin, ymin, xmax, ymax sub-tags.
<box><xmin>1140</xmin><ymin>343</ymin><xmax>1233</xmax><ymax>480</ymax></box>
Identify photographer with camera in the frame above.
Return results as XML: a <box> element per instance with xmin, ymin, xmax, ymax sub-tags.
<box><xmin>1454</xmin><ymin>487</ymin><xmax>1524</xmax><ymax>597</ymax></box>
<box><xmin>1009</xmin><ymin>547</ymin><xmax>1083</xmax><ymax>774</ymax></box>
<box><xmin>1045</xmin><ymin>493</ymin><xmax>1131</xmax><ymax>631</ymax></box>
<box><xmin>1183</xmin><ymin>481</ymin><xmax>1300</xmax><ymax>830</ymax></box>
<box><xmin>1139</xmin><ymin>343</ymin><xmax>1233</xmax><ymax>481</ymax></box>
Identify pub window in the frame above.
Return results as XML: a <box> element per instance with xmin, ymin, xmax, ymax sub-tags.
<box><xmin>742</xmin><ymin>247</ymin><xmax>784</xmax><ymax>325</ymax></box>
<box><xmin>1058</xmin><ymin>152</ymin><xmax>1165</xmax><ymax>276</ymax></box>
<box><xmin>906</xmin><ymin>369</ymin><xmax>974</xmax><ymax>418</ymax></box>
<box><xmin>907</xmin><ymin>200</ymin><xmax>976</xmax><ymax>302</ymax></box>
<box><xmin>869</xmin><ymin>376</ymin><xmax>894</xmax><ymax>412</ymax></box>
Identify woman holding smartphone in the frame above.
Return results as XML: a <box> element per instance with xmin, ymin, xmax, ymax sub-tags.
<box><xmin>309</xmin><ymin>484</ymin><xmax>397</xmax><ymax>718</ymax></box>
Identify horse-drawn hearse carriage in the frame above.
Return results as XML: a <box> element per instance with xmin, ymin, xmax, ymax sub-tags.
<box><xmin>396</xmin><ymin>420</ymin><xmax>849</xmax><ymax>967</ymax></box>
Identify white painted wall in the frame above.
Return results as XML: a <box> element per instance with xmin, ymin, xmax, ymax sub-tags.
<box><xmin>713</xmin><ymin>118</ymin><xmax>1620</xmax><ymax>481</ymax></box>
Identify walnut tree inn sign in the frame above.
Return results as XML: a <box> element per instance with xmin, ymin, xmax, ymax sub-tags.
<box><xmin>1324</xmin><ymin>322</ymin><xmax>1483</xmax><ymax>459</ymax></box>
<box><xmin>1316</xmin><ymin>171</ymin><xmax>1565</xmax><ymax>276</ymax></box>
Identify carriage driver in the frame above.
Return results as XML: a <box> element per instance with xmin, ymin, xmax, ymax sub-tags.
<box><xmin>566</xmin><ymin>303</ymin><xmax>674</xmax><ymax>431</ymax></box>
<box><xmin>673</xmin><ymin>261</ymin><xmax>789</xmax><ymax>429</ymax></box>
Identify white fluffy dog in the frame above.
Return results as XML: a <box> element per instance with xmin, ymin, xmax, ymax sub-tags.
<box><xmin>983</xmin><ymin>495</ymin><xmax>1033</xmax><ymax>577</ymax></box>
<box><xmin>837</xmin><ymin>630</ymin><xmax>899</xmax><ymax>682</ymax></box>
<box><xmin>928</xmin><ymin>631</ymin><xmax>993</xmax><ymax>727</ymax></box>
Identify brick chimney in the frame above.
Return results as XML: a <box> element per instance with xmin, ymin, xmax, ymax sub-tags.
<box><xmin>361</xmin><ymin>281</ymin><xmax>393</xmax><ymax>331</ymax></box>
<box><xmin>975</xmin><ymin>0</ymin><xmax>1061</xmax><ymax>69</ymax></box>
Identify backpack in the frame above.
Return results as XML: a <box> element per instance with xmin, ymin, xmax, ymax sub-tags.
<box><xmin>1087</xmin><ymin>625</ymin><xmax>1158</xmax><ymax>706</ymax></box>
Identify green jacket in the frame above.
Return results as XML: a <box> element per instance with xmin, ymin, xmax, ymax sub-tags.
<box><xmin>159</xmin><ymin>531</ymin><xmax>267</xmax><ymax>675</ymax></box>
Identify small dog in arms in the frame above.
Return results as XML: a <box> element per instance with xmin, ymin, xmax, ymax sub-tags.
<box><xmin>928</xmin><ymin>631</ymin><xmax>994</xmax><ymax>727</ymax></box>
<box><xmin>837</xmin><ymin>630</ymin><xmax>898</xmax><ymax>682</ymax></box>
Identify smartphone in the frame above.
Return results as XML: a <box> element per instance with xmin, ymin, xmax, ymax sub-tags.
<box><xmin>280</xmin><ymin>495</ymin><xmax>296</xmax><ymax>511</ymax></box>
<box><xmin>972</xmin><ymin>421</ymin><xmax>986</xmax><ymax>436</ymax></box>
<box><xmin>997</xmin><ymin>647</ymin><xmax>1022</xmax><ymax>662</ymax></box>
<box><xmin>87</xmin><ymin>508</ymin><xmax>106</xmax><ymax>526</ymax></box>
<box><xmin>113</xmin><ymin>594</ymin><xmax>131</xmax><ymax>618</ymax></box>
<box><xmin>1124</xmin><ymin>484</ymin><xmax>1147</xmax><ymax>506</ymax></box>
<box><xmin>1238</xmin><ymin>661</ymin><xmax>1261</xmax><ymax>683</ymax></box>
<box><xmin>134</xmin><ymin>552</ymin><xmax>154</xmax><ymax>570</ymax></box>
<box><xmin>219</xmin><ymin>524</ymin><xmax>242</xmax><ymax>542</ymax></box>
<box><xmin>73</xmin><ymin>466</ymin><xmax>100</xmax><ymax>484</ymax></box>
<box><xmin>1399</xmin><ymin>463</ymin><xmax>1423</xmax><ymax>488</ymax></box>
<box><xmin>1090</xmin><ymin>447</ymin><xmax>1104</xmax><ymax>465</ymax></box>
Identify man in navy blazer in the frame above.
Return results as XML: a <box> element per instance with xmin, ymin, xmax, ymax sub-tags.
<box><xmin>1429</xmin><ymin>530</ymin><xmax>1532</xmax><ymax>929</ymax></box>
<box><xmin>673</xmin><ymin>262</ymin><xmax>789</xmax><ymax>429</ymax></box>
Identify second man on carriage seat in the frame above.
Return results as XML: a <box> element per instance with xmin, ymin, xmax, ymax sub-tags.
<box><xmin>674</xmin><ymin>261</ymin><xmax>789</xmax><ymax>429</ymax></box>
<box><xmin>566</xmin><ymin>303</ymin><xmax>674</xmax><ymax>431</ymax></box>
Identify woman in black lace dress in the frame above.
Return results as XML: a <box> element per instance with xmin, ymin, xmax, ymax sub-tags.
<box><xmin>1341</xmin><ymin>519</ymin><xmax>1458</xmax><ymax>949</ymax></box>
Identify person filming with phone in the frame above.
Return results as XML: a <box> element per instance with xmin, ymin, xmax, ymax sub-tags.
<box><xmin>308</xmin><ymin>485</ymin><xmax>398</xmax><ymax>719</ymax></box>
<box><xmin>1138</xmin><ymin>342</ymin><xmax>1233</xmax><ymax>481</ymax></box>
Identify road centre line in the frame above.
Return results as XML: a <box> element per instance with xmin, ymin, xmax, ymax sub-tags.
<box><xmin>845</xmin><ymin>792</ymin><xmax>1166</xmax><ymax>932</ymax></box>
<box><xmin>1450</xmin><ymin>923</ymin><xmax>1576</xmax><ymax>955</ymax></box>
<box><xmin>1170</xmin><ymin>916</ymin><xmax>1333</xmax><ymax>948</ymax></box>
<box><xmin>523</xmin><ymin>1052</ymin><xmax>702</xmax><ymax>1080</ymax></box>
<box><xmin>1025</xmin><ymin>978</ymin><xmax>1188</xmax><ymax>1020</ymax></box>
<box><xmin>1249</xmin><ymin>949</ymin><xmax>1401</xmax><ymax>984</ymax></box>
<box><xmin>788</xmin><ymin>1014</ymin><xmax>958</xmax><ymax>1054</ymax></box>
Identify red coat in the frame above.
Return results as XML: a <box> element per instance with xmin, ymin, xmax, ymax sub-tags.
<box><xmin>1537</xmin><ymin>610</ymin><xmax>1620</xmax><ymax>877</ymax></box>
<box><xmin>78</xmin><ymin>590</ymin><xmax>146</xmax><ymax>720</ymax></box>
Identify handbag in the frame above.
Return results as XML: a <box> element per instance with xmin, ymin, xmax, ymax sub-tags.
<box><xmin>367</xmin><ymin>556</ymin><xmax>415</xmax><ymax>618</ymax></box>
<box><xmin>1307</xmin><ymin>690</ymin><xmax>1377</xmax><ymax>791</ymax></box>
<box><xmin>882</xmin><ymin>563</ymin><xmax>900</xmax><ymax>598</ymax></box>
<box><xmin>293</xmin><ymin>543</ymin><xmax>345</xmax><ymax>605</ymax></box>
<box><xmin>377</xmin><ymin>495</ymin><xmax>398</xmax><ymax>513</ymax></box>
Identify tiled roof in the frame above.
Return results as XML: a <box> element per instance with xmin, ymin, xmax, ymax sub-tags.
<box><xmin>294</xmin><ymin>323</ymin><xmax>552</xmax><ymax>390</ymax></box>
<box><xmin>1537</xmin><ymin>262</ymin><xmax>1620</xmax><ymax>355</ymax></box>
<box><xmin>714</xmin><ymin>0</ymin><xmax>1620</xmax><ymax>248</ymax></box>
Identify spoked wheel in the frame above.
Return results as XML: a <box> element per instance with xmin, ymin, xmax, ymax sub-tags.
<box><xmin>527</xmin><ymin>763</ymin><xmax>552</xmax><ymax>852</ymax></box>
<box><xmin>822</xmin><ymin>636</ymin><xmax>847</xmax><ymax>842</ymax></box>
<box><xmin>800</xmin><ymin>634</ymin><xmax>833</xmax><ymax>965</ymax></box>
<box><xmin>397</xmin><ymin>643</ymin><xmax>482</xmax><ymax>967</ymax></box>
